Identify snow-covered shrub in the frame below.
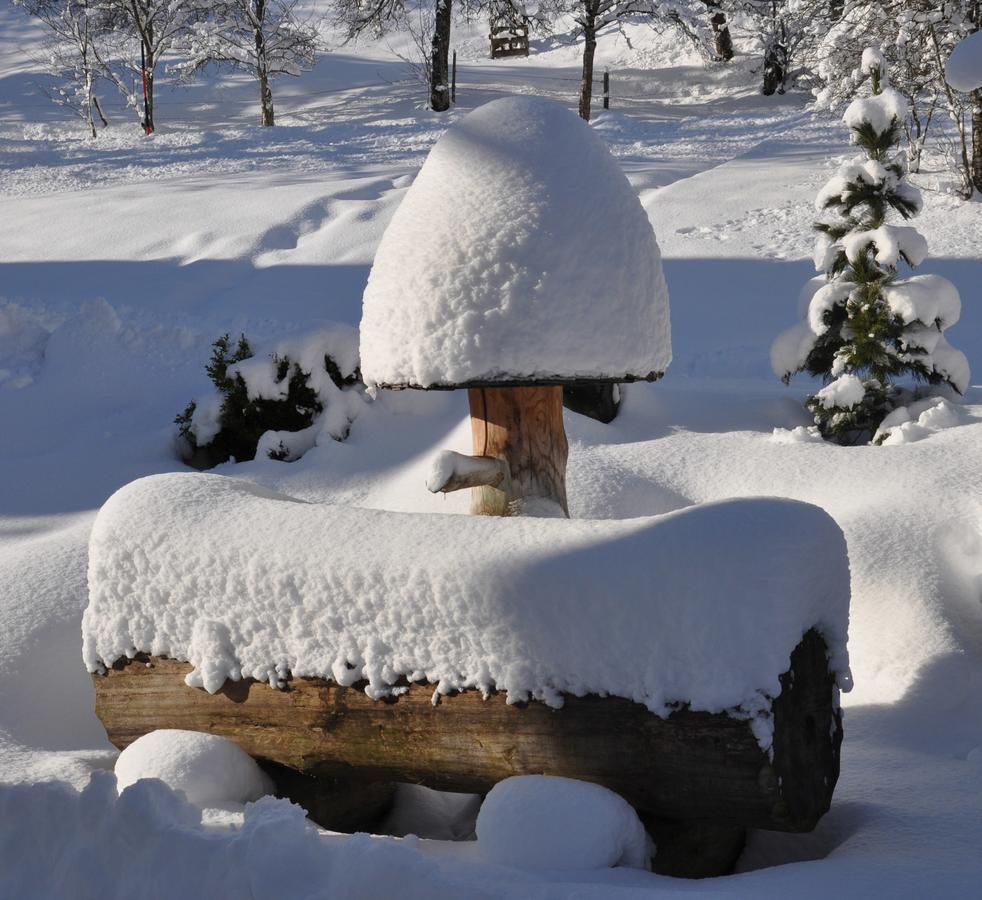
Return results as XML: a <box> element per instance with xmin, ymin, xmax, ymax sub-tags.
<box><xmin>176</xmin><ymin>327</ymin><xmax>363</xmax><ymax>467</ymax></box>
<box><xmin>772</xmin><ymin>49</ymin><xmax>969</xmax><ymax>445</ymax></box>
<box><xmin>115</xmin><ymin>729</ymin><xmax>274</xmax><ymax>805</ymax></box>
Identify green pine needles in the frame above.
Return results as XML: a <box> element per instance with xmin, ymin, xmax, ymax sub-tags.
<box><xmin>772</xmin><ymin>47</ymin><xmax>969</xmax><ymax>445</ymax></box>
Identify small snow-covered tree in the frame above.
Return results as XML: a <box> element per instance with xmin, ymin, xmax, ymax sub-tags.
<box><xmin>14</xmin><ymin>0</ymin><xmax>110</xmax><ymax>138</ymax></box>
<box><xmin>773</xmin><ymin>48</ymin><xmax>970</xmax><ymax>444</ymax></box>
<box><xmin>177</xmin><ymin>0</ymin><xmax>318</xmax><ymax>125</ymax></box>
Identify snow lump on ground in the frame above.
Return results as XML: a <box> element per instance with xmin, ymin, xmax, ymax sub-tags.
<box><xmin>83</xmin><ymin>472</ymin><xmax>850</xmax><ymax>748</ymax></box>
<box><xmin>114</xmin><ymin>729</ymin><xmax>274</xmax><ymax>805</ymax></box>
<box><xmin>359</xmin><ymin>96</ymin><xmax>671</xmax><ymax>389</ymax></box>
<box><xmin>475</xmin><ymin>776</ymin><xmax>649</xmax><ymax>871</ymax></box>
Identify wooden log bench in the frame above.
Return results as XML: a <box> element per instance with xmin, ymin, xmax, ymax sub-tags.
<box><xmin>84</xmin><ymin>473</ymin><xmax>852</xmax><ymax>878</ymax></box>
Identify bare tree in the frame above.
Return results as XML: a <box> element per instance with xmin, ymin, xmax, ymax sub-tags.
<box><xmin>14</xmin><ymin>0</ymin><xmax>109</xmax><ymax>137</ymax></box>
<box><xmin>100</xmin><ymin>0</ymin><xmax>205</xmax><ymax>132</ymax></box>
<box><xmin>177</xmin><ymin>0</ymin><xmax>318</xmax><ymax>125</ymax></box>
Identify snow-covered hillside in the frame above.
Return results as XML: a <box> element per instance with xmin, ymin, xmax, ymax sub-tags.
<box><xmin>2</xmin><ymin>1</ymin><xmax>982</xmax><ymax>895</ymax></box>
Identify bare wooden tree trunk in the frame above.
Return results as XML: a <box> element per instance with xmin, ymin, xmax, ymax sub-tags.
<box><xmin>259</xmin><ymin>67</ymin><xmax>274</xmax><ymax>126</ymax></box>
<box><xmin>468</xmin><ymin>386</ymin><xmax>569</xmax><ymax>517</ymax></box>
<box><xmin>430</xmin><ymin>0</ymin><xmax>452</xmax><ymax>112</ymax></box>
<box><xmin>972</xmin><ymin>88</ymin><xmax>982</xmax><ymax>193</ymax></box>
<box><xmin>578</xmin><ymin>20</ymin><xmax>597</xmax><ymax>121</ymax></box>
<box><xmin>92</xmin><ymin>95</ymin><xmax>109</xmax><ymax>128</ymax></box>
<box><xmin>85</xmin><ymin>70</ymin><xmax>96</xmax><ymax>139</ymax></box>
<box><xmin>255</xmin><ymin>1</ymin><xmax>275</xmax><ymax>127</ymax></box>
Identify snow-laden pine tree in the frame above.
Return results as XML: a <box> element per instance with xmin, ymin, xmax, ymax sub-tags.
<box><xmin>773</xmin><ymin>48</ymin><xmax>970</xmax><ymax>445</ymax></box>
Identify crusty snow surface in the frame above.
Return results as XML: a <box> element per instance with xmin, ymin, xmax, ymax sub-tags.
<box><xmin>2</xmin><ymin>3</ymin><xmax>982</xmax><ymax>897</ymax></box>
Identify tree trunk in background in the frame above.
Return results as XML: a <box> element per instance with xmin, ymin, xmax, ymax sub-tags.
<box><xmin>468</xmin><ymin>386</ymin><xmax>569</xmax><ymax>517</ymax></box>
<box><xmin>578</xmin><ymin>19</ymin><xmax>597</xmax><ymax>120</ymax></box>
<box><xmin>972</xmin><ymin>88</ymin><xmax>982</xmax><ymax>192</ymax></box>
<box><xmin>762</xmin><ymin>44</ymin><xmax>786</xmax><ymax>96</ymax></box>
<box><xmin>255</xmin><ymin>0</ymin><xmax>274</xmax><ymax>126</ymax></box>
<box><xmin>571</xmin><ymin>11</ymin><xmax>621</xmax><ymax>423</ymax></box>
<box><xmin>702</xmin><ymin>0</ymin><xmax>734</xmax><ymax>61</ymax></box>
<box><xmin>430</xmin><ymin>0</ymin><xmax>452</xmax><ymax>112</ymax></box>
<box><xmin>259</xmin><ymin>68</ymin><xmax>274</xmax><ymax>125</ymax></box>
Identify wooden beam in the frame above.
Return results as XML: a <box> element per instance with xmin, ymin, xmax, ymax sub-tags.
<box><xmin>93</xmin><ymin>630</ymin><xmax>841</xmax><ymax>833</ymax></box>
<box><xmin>467</xmin><ymin>386</ymin><xmax>569</xmax><ymax>517</ymax></box>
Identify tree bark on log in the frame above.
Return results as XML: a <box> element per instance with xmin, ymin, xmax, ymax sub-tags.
<box><xmin>467</xmin><ymin>386</ymin><xmax>569</xmax><ymax>516</ymax></box>
<box><xmin>92</xmin><ymin>630</ymin><xmax>841</xmax><ymax>836</ymax></box>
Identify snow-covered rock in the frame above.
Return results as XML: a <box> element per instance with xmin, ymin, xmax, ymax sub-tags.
<box><xmin>83</xmin><ymin>473</ymin><xmax>851</xmax><ymax>748</ymax></box>
<box><xmin>946</xmin><ymin>31</ymin><xmax>982</xmax><ymax>92</ymax></box>
<box><xmin>359</xmin><ymin>96</ymin><xmax>671</xmax><ymax>389</ymax></box>
<box><xmin>115</xmin><ymin>729</ymin><xmax>273</xmax><ymax>805</ymax></box>
<box><xmin>475</xmin><ymin>776</ymin><xmax>649</xmax><ymax>871</ymax></box>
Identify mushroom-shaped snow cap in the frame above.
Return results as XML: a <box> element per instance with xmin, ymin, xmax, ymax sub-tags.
<box><xmin>359</xmin><ymin>96</ymin><xmax>672</xmax><ymax>390</ymax></box>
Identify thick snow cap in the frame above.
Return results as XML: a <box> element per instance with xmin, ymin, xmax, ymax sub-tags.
<box><xmin>359</xmin><ymin>96</ymin><xmax>672</xmax><ymax>389</ymax></box>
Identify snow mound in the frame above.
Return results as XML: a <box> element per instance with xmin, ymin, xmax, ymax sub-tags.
<box><xmin>946</xmin><ymin>31</ymin><xmax>982</xmax><ymax>92</ymax></box>
<box><xmin>115</xmin><ymin>729</ymin><xmax>273</xmax><ymax>805</ymax></box>
<box><xmin>359</xmin><ymin>96</ymin><xmax>671</xmax><ymax>389</ymax></box>
<box><xmin>83</xmin><ymin>473</ymin><xmax>850</xmax><ymax>747</ymax></box>
<box><xmin>874</xmin><ymin>397</ymin><xmax>966</xmax><ymax>446</ymax></box>
<box><xmin>0</xmin><ymin>773</ymin><xmax>469</xmax><ymax>900</ymax></box>
<box><xmin>475</xmin><ymin>776</ymin><xmax>649</xmax><ymax>871</ymax></box>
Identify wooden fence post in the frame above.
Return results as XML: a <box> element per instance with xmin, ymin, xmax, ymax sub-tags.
<box><xmin>603</xmin><ymin>69</ymin><xmax>610</xmax><ymax>109</ymax></box>
<box><xmin>452</xmin><ymin>50</ymin><xmax>457</xmax><ymax>104</ymax></box>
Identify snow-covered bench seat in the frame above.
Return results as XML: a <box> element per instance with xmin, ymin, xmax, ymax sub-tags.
<box><xmin>85</xmin><ymin>473</ymin><xmax>851</xmax><ymax>873</ymax></box>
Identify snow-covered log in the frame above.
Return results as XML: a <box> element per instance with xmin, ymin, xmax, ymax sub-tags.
<box><xmin>85</xmin><ymin>473</ymin><xmax>850</xmax><ymax>874</ymax></box>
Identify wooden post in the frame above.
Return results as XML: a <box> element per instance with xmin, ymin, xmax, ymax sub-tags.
<box><xmin>468</xmin><ymin>386</ymin><xmax>569</xmax><ymax>517</ymax></box>
<box><xmin>451</xmin><ymin>50</ymin><xmax>457</xmax><ymax>104</ymax></box>
<box><xmin>603</xmin><ymin>69</ymin><xmax>610</xmax><ymax>109</ymax></box>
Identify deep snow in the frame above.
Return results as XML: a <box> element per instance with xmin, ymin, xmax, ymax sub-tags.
<box><xmin>2</xmin><ymin>2</ymin><xmax>982</xmax><ymax>897</ymax></box>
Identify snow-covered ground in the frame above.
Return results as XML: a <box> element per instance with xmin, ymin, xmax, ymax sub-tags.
<box><xmin>2</xmin><ymin>2</ymin><xmax>982</xmax><ymax>896</ymax></box>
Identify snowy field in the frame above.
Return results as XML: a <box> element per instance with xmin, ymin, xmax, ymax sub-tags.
<box><xmin>2</xmin><ymin>2</ymin><xmax>982</xmax><ymax>896</ymax></box>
